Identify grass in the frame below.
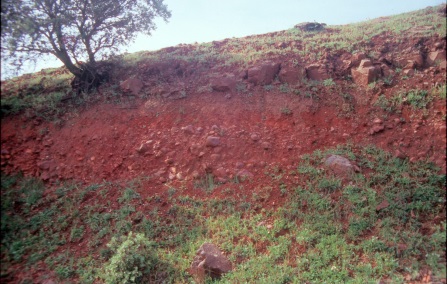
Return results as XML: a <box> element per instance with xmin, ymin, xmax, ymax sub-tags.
<box><xmin>1</xmin><ymin>144</ymin><xmax>445</xmax><ymax>283</ymax></box>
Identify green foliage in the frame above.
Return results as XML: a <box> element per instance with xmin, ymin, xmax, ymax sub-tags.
<box><xmin>101</xmin><ymin>232</ymin><xmax>157</xmax><ymax>284</ymax></box>
<box><xmin>1</xmin><ymin>141</ymin><xmax>446</xmax><ymax>282</ymax></box>
<box><xmin>1</xmin><ymin>0</ymin><xmax>171</xmax><ymax>79</ymax></box>
<box><xmin>323</xmin><ymin>78</ymin><xmax>336</xmax><ymax>87</ymax></box>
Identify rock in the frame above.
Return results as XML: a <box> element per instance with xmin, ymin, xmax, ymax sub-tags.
<box><xmin>214</xmin><ymin>167</ymin><xmax>227</xmax><ymax>179</ymax></box>
<box><xmin>369</xmin><ymin>125</ymin><xmax>385</xmax><ymax>135</ymax></box>
<box><xmin>403</xmin><ymin>69</ymin><xmax>414</xmax><ymax>76</ymax></box>
<box><xmin>351</xmin><ymin>59</ymin><xmax>381</xmax><ymax>87</ymax></box>
<box><xmin>190</xmin><ymin>243</ymin><xmax>232</xmax><ymax>281</ymax></box>
<box><xmin>262</xmin><ymin>142</ymin><xmax>271</xmax><ymax>150</ymax></box>
<box><xmin>250</xmin><ymin>133</ymin><xmax>260</xmax><ymax>141</ymax></box>
<box><xmin>294</xmin><ymin>22</ymin><xmax>326</xmax><ymax>32</ymax></box>
<box><xmin>306</xmin><ymin>64</ymin><xmax>328</xmax><ymax>81</ymax></box>
<box><xmin>120</xmin><ymin>77</ymin><xmax>143</xmax><ymax>95</ymax></box>
<box><xmin>351</xmin><ymin>53</ymin><xmax>367</xmax><ymax>66</ymax></box>
<box><xmin>210</xmin><ymin>74</ymin><xmax>237</xmax><ymax>92</ymax></box>
<box><xmin>427</xmin><ymin>51</ymin><xmax>446</xmax><ymax>66</ymax></box>
<box><xmin>381</xmin><ymin>64</ymin><xmax>394</xmax><ymax>77</ymax></box>
<box><xmin>278</xmin><ymin>65</ymin><xmax>306</xmax><ymax>84</ymax></box>
<box><xmin>182</xmin><ymin>125</ymin><xmax>195</xmax><ymax>134</ymax></box>
<box><xmin>236</xmin><ymin>169</ymin><xmax>254</xmax><ymax>179</ymax></box>
<box><xmin>37</xmin><ymin>160</ymin><xmax>56</xmax><ymax>171</ymax></box>
<box><xmin>235</xmin><ymin>161</ymin><xmax>244</xmax><ymax>169</ymax></box>
<box><xmin>376</xmin><ymin>199</ymin><xmax>389</xmax><ymax>211</ymax></box>
<box><xmin>205</xmin><ymin>136</ymin><xmax>221</xmax><ymax>147</ymax></box>
<box><xmin>247</xmin><ymin>61</ymin><xmax>281</xmax><ymax>85</ymax></box>
<box><xmin>136</xmin><ymin>142</ymin><xmax>152</xmax><ymax>154</ymax></box>
<box><xmin>373</xmin><ymin>118</ymin><xmax>383</xmax><ymax>124</ymax></box>
<box><xmin>324</xmin><ymin>155</ymin><xmax>356</xmax><ymax>177</ymax></box>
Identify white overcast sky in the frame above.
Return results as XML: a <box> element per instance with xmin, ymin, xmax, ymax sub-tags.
<box><xmin>1</xmin><ymin>0</ymin><xmax>444</xmax><ymax>79</ymax></box>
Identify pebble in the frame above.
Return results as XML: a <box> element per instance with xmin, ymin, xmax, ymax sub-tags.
<box><xmin>206</xmin><ymin>136</ymin><xmax>221</xmax><ymax>147</ymax></box>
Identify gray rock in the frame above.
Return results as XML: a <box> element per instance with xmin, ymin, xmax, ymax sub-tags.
<box><xmin>324</xmin><ymin>155</ymin><xmax>357</xmax><ymax>178</ymax></box>
<box><xmin>190</xmin><ymin>243</ymin><xmax>232</xmax><ymax>281</ymax></box>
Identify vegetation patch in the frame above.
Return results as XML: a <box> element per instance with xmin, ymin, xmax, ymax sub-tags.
<box><xmin>1</xmin><ymin>144</ymin><xmax>445</xmax><ymax>283</ymax></box>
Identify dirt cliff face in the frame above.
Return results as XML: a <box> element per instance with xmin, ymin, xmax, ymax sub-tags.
<box><xmin>0</xmin><ymin>5</ymin><xmax>446</xmax><ymax>283</ymax></box>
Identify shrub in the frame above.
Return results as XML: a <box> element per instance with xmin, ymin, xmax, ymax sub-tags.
<box><xmin>101</xmin><ymin>232</ymin><xmax>157</xmax><ymax>284</ymax></box>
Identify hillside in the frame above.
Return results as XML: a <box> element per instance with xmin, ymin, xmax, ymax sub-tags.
<box><xmin>1</xmin><ymin>4</ymin><xmax>446</xmax><ymax>284</ymax></box>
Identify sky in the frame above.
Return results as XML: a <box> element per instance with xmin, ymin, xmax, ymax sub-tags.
<box><xmin>1</xmin><ymin>0</ymin><xmax>445</xmax><ymax>79</ymax></box>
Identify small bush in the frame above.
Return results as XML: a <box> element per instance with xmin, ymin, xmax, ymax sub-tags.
<box><xmin>101</xmin><ymin>232</ymin><xmax>157</xmax><ymax>284</ymax></box>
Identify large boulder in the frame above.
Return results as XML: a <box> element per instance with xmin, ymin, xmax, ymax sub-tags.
<box><xmin>306</xmin><ymin>64</ymin><xmax>329</xmax><ymax>81</ymax></box>
<box><xmin>247</xmin><ymin>61</ymin><xmax>281</xmax><ymax>85</ymax></box>
<box><xmin>294</xmin><ymin>22</ymin><xmax>326</xmax><ymax>32</ymax></box>
<box><xmin>351</xmin><ymin>59</ymin><xmax>381</xmax><ymax>86</ymax></box>
<box><xmin>190</xmin><ymin>243</ymin><xmax>232</xmax><ymax>282</ymax></box>
<box><xmin>324</xmin><ymin>154</ymin><xmax>358</xmax><ymax>179</ymax></box>
<box><xmin>210</xmin><ymin>74</ymin><xmax>237</xmax><ymax>92</ymax></box>
<box><xmin>120</xmin><ymin>77</ymin><xmax>143</xmax><ymax>95</ymax></box>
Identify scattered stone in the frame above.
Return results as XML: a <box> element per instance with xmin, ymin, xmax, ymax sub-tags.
<box><xmin>250</xmin><ymin>133</ymin><xmax>260</xmax><ymax>141</ymax></box>
<box><xmin>262</xmin><ymin>142</ymin><xmax>271</xmax><ymax>150</ymax></box>
<box><xmin>206</xmin><ymin>136</ymin><xmax>221</xmax><ymax>147</ymax></box>
<box><xmin>403</xmin><ymin>69</ymin><xmax>414</xmax><ymax>76</ymax></box>
<box><xmin>182</xmin><ymin>125</ymin><xmax>195</xmax><ymax>134</ymax></box>
<box><xmin>120</xmin><ymin>77</ymin><xmax>143</xmax><ymax>95</ymax></box>
<box><xmin>247</xmin><ymin>61</ymin><xmax>281</xmax><ymax>85</ymax></box>
<box><xmin>210</xmin><ymin>74</ymin><xmax>237</xmax><ymax>92</ymax></box>
<box><xmin>214</xmin><ymin>167</ymin><xmax>227</xmax><ymax>179</ymax></box>
<box><xmin>190</xmin><ymin>243</ymin><xmax>232</xmax><ymax>281</ymax></box>
<box><xmin>373</xmin><ymin>118</ymin><xmax>383</xmax><ymax>124</ymax></box>
<box><xmin>136</xmin><ymin>142</ymin><xmax>152</xmax><ymax>154</ymax></box>
<box><xmin>369</xmin><ymin>125</ymin><xmax>385</xmax><ymax>135</ymax></box>
<box><xmin>235</xmin><ymin>161</ymin><xmax>244</xmax><ymax>169</ymax></box>
<box><xmin>236</xmin><ymin>169</ymin><xmax>254</xmax><ymax>179</ymax></box>
<box><xmin>376</xmin><ymin>199</ymin><xmax>389</xmax><ymax>211</ymax></box>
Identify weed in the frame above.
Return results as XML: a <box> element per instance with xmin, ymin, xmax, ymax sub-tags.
<box><xmin>279</xmin><ymin>83</ymin><xmax>290</xmax><ymax>93</ymax></box>
<box><xmin>101</xmin><ymin>232</ymin><xmax>157</xmax><ymax>284</ymax></box>
<box><xmin>323</xmin><ymin>78</ymin><xmax>336</xmax><ymax>87</ymax></box>
<box><xmin>280</xmin><ymin>107</ymin><xmax>292</xmax><ymax>115</ymax></box>
<box><xmin>263</xmin><ymin>84</ymin><xmax>274</xmax><ymax>91</ymax></box>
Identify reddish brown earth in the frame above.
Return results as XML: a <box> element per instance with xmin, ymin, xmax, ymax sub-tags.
<box><xmin>1</xmin><ymin>71</ymin><xmax>446</xmax><ymax>198</ymax></box>
<box><xmin>1</xmin><ymin>20</ymin><xmax>446</xmax><ymax>284</ymax></box>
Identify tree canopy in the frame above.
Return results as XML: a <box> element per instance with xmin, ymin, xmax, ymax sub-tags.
<box><xmin>1</xmin><ymin>0</ymin><xmax>171</xmax><ymax>89</ymax></box>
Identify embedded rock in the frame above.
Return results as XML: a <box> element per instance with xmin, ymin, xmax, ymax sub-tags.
<box><xmin>205</xmin><ymin>136</ymin><xmax>221</xmax><ymax>147</ymax></box>
<box><xmin>190</xmin><ymin>243</ymin><xmax>232</xmax><ymax>281</ymax></box>
<box><xmin>120</xmin><ymin>77</ymin><xmax>143</xmax><ymax>95</ymax></box>
<box><xmin>351</xmin><ymin>59</ymin><xmax>381</xmax><ymax>86</ymax></box>
<box><xmin>247</xmin><ymin>61</ymin><xmax>281</xmax><ymax>85</ymax></box>
<box><xmin>210</xmin><ymin>74</ymin><xmax>237</xmax><ymax>92</ymax></box>
<box><xmin>306</xmin><ymin>64</ymin><xmax>328</xmax><ymax>81</ymax></box>
<box><xmin>427</xmin><ymin>51</ymin><xmax>446</xmax><ymax>66</ymax></box>
<box><xmin>278</xmin><ymin>65</ymin><xmax>306</xmax><ymax>84</ymax></box>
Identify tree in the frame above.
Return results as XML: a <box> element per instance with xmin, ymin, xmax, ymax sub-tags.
<box><xmin>1</xmin><ymin>0</ymin><xmax>171</xmax><ymax>91</ymax></box>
